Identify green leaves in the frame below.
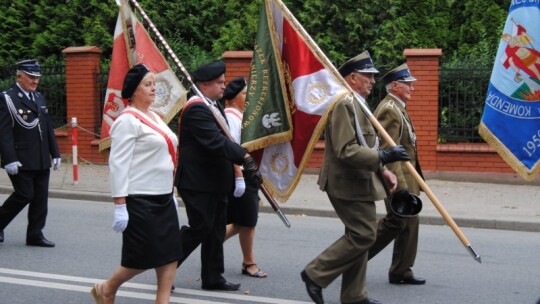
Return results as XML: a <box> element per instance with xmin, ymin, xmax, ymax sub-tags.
<box><xmin>0</xmin><ymin>0</ymin><xmax>510</xmax><ymax>70</ymax></box>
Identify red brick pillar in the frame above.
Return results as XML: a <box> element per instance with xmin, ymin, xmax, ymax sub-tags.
<box><xmin>62</xmin><ymin>46</ymin><xmax>106</xmax><ymax>163</ymax></box>
<box><xmin>404</xmin><ymin>49</ymin><xmax>442</xmax><ymax>172</ymax></box>
<box><xmin>222</xmin><ymin>51</ymin><xmax>253</xmax><ymax>82</ymax></box>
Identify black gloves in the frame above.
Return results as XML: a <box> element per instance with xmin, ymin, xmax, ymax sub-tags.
<box><xmin>243</xmin><ymin>156</ymin><xmax>263</xmax><ymax>185</ymax></box>
<box><xmin>378</xmin><ymin>145</ymin><xmax>411</xmax><ymax>165</ymax></box>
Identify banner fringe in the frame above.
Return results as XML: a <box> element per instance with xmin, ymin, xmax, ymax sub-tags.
<box><xmin>261</xmin><ymin>93</ymin><xmax>344</xmax><ymax>202</ymax></box>
<box><xmin>479</xmin><ymin>122</ymin><xmax>539</xmax><ymax>181</ymax></box>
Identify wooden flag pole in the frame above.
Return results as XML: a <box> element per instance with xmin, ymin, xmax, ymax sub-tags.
<box><xmin>126</xmin><ymin>0</ymin><xmax>292</xmax><ymax>228</ymax></box>
<box><xmin>271</xmin><ymin>0</ymin><xmax>481</xmax><ymax>263</ymax></box>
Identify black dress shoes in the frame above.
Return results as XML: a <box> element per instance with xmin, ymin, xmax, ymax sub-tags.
<box><xmin>0</xmin><ymin>230</ymin><xmax>4</xmax><ymax>243</ymax></box>
<box><xmin>26</xmin><ymin>237</ymin><xmax>55</xmax><ymax>248</ymax></box>
<box><xmin>389</xmin><ymin>275</ymin><xmax>426</xmax><ymax>285</ymax></box>
<box><xmin>301</xmin><ymin>270</ymin><xmax>324</xmax><ymax>304</ymax></box>
<box><xmin>201</xmin><ymin>281</ymin><xmax>240</xmax><ymax>291</ymax></box>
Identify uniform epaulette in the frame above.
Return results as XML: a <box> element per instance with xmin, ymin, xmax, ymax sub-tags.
<box><xmin>384</xmin><ymin>100</ymin><xmax>397</xmax><ymax>109</ymax></box>
<box><xmin>344</xmin><ymin>94</ymin><xmax>354</xmax><ymax>104</ymax></box>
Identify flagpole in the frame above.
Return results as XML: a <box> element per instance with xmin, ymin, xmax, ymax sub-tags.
<box><xmin>270</xmin><ymin>0</ymin><xmax>481</xmax><ymax>263</ymax></box>
<box><xmin>126</xmin><ymin>0</ymin><xmax>292</xmax><ymax>228</ymax></box>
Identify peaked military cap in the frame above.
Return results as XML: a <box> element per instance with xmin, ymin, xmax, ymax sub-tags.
<box><xmin>223</xmin><ymin>76</ymin><xmax>247</xmax><ymax>100</ymax></box>
<box><xmin>390</xmin><ymin>189</ymin><xmax>422</xmax><ymax>218</ymax></box>
<box><xmin>121</xmin><ymin>63</ymin><xmax>151</xmax><ymax>99</ymax></box>
<box><xmin>381</xmin><ymin>63</ymin><xmax>417</xmax><ymax>85</ymax></box>
<box><xmin>338</xmin><ymin>51</ymin><xmax>379</xmax><ymax>77</ymax></box>
<box><xmin>192</xmin><ymin>60</ymin><xmax>226</xmax><ymax>82</ymax></box>
<box><xmin>17</xmin><ymin>59</ymin><xmax>41</xmax><ymax>77</ymax></box>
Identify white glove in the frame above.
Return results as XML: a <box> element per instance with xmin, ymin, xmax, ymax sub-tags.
<box><xmin>173</xmin><ymin>192</ymin><xmax>180</xmax><ymax>225</ymax></box>
<box><xmin>112</xmin><ymin>204</ymin><xmax>129</xmax><ymax>233</ymax></box>
<box><xmin>233</xmin><ymin>177</ymin><xmax>246</xmax><ymax>198</ymax></box>
<box><xmin>53</xmin><ymin>158</ymin><xmax>61</xmax><ymax>170</ymax></box>
<box><xmin>5</xmin><ymin>161</ymin><xmax>22</xmax><ymax>175</ymax></box>
<box><xmin>173</xmin><ymin>195</ymin><xmax>179</xmax><ymax>209</ymax></box>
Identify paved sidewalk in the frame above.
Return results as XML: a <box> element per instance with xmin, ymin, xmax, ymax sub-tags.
<box><xmin>0</xmin><ymin>164</ymin><xmax>538</xmax><ymax>232</ymax></box>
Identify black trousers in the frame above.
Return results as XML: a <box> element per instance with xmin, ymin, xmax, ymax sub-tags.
<box><xmin>0</xmin><ymin>169</ymin><xmax>50</xmax><ymax>240</ymax></box>
<box><xmin>178</xmin><ymin>189</ymin><xmax>228</xmax><ymax>286</ymax></box>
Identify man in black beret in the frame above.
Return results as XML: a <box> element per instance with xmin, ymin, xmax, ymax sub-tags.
<box><xmin>175</xmin><ymin>61</ymin><xmax>261</xmax><ymax>291</ymax></box>
<box><xmin>0</xmin><ymin>59</ymin><xmax>61</xmax><ymax>247</ymax></box>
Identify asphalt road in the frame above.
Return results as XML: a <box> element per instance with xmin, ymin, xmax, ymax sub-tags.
<box><xmin>0</xmin><ymin>196</ymin><xmax>539</xmax><ymax>304</ymax></box>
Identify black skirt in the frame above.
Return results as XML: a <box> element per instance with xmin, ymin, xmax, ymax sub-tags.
<box><xmin>121</xmin><ymin>193</ymin><xmax>182</xmax><ymax>269</ymax></box>
<box><xmin>226</xmin><ymin>174</ymin><xmax>260</xmax><ymax>227</ymax></box>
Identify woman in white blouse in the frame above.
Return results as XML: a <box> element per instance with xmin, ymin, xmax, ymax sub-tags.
<box><xmin>91</xmin><ymin>64</ymin><xmax>181</xmax><ymax>304</ymax></box>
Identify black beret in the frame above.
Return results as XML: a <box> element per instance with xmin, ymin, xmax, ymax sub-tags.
<box><xmin>191</xmin><ymin>60</ymin><xmax>226</xmax><ymax>82</ymax></box>
<box><xmin>223</xmin><ymin>76</ymin><xmax>247</xmax><ymax>100</ymax></box>
<box><xmin>17</xmin><ymin>59</ymin><xmax>41</xmax><ymax>77</ymax></box>
<box><xmin>121</xmin><ymin>64</ymin><xmax>150</xmax><ymax>99</ymax></box>
<box><xmin>338</xmin><ymin>51</ymin><xmax>379</xmax><ymax>77</ymax></box>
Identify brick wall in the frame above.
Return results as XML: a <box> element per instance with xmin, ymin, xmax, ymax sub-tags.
<box><xmin>405</xmin><ymin>49</ymin><xmax>442</xmax><ymax>171</ymax></box>
<box><xmin>222</xmin><ymin>51</ymin><xmax>253</xmax><ymax>82</ymax></box>
<box><xmin>58</xmin><ymin>47</ymin><xmax>517</xmax><ymax>175</ymax></box>
<box><xmin>222</xmin><ymin>49</ymin><xmax>517</xmax><ymax>175</ymax></box>
<box><xmin>61</xmin><ymin>46</ymin><xmax>107</xmax><ymax>164</ymax></box>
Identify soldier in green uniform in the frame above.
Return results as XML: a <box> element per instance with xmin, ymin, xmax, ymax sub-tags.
<box><xmin>300</xmin><ymin>52</ymin><xmax>410</xmax><ymax>304</ymax></box>
<box><xmin>369</xmin><ymin>63</ymin><xmax>426</xmax><ymax>285</ymax></box>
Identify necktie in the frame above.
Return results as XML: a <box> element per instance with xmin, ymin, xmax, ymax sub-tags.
<box><xmin>30</xmin><ymin>93</ymin><xmax>35</xmax><ymax>103</ymax></box>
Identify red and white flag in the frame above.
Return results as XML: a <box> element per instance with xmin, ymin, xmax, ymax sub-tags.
<box><xmin>99</xmin><ymin>2</ymin><xmax>186</xmax><ymax>152</ymax></box>
<box><xmin>242</xmin><ymin>0</ymin><xmax>348</xmax><ymax>202</ymax></box>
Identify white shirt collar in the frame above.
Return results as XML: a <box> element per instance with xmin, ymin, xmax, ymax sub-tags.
<box><xmin>16</xmin><ymin>83</ymin><xmax>32</xmax><ymax>99</ymax></box>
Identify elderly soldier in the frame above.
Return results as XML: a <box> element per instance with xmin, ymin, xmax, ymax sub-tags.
<box><xmin>0</xmin><ymin>59</ymin><xmax>61</xmax><ymax>247</ymax></box>
<box><xmin>175</xmin><ymin>61</ymin><xmax>261</xmax><ymax>291</ymax></box>
<box><xmin>300</xmin><ymin>51</ymin><xmax>410</xmax><ymax>304</ymax></box>
<box><xmin>369</xmin><ymin>63</ymin><xmax>426</xmax><ymax>285</ymax></box>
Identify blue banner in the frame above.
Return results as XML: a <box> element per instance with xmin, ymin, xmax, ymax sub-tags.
<box><xmin>479</xmin><ymin>1</ymin><xmax>540</xmax><ymax>180</ymax></box>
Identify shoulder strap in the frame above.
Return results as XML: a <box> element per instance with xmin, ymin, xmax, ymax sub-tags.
<box><xmin>224</xmin><ymin>108</ymin><xmax>242</xmax><ymax>121</ymax></box>
<box><xmin>122</xmin><ymin>110</ymin><xmax>177</xmax><ymax>166</ymax></box>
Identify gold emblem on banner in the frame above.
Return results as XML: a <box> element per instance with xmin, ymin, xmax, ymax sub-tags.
<box><xmin>270</xmin><ymin>152</ymin><xmax>289</xmax><ymax>174</ymax></box>
<box><xmin>307</xmin><ymin>81</ymin><xmax>329</xmax><ymax>105</ymax></box>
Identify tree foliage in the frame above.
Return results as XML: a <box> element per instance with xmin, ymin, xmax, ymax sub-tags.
<box><xmin>0</xmin><ymin>0</ymin><xmax>511</xmax><ymax>68</ymax></box>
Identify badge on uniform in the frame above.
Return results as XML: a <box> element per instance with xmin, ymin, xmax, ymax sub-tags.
<box><xmin>18</xmin><ymin>92</ymin><xmax>23</xmax><ymax>99</ymax></box>
<box><xmin>18</xmin><ymin>109</ymin><xmax>23</xmax><ymax>114</ymax></box>
<box><xmin>23</xmin><ymin>115</ymin><xmax>28</xmax><ymax>120</ymax></box>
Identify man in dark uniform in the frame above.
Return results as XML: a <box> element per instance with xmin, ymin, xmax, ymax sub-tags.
<box><xmin>175</xmin><ymin>61</ymin><xmax>261</xmax><ymax>291</ymax></box>
<box><xmin>300</xmin><ymin>52</ymin><xmax>410</xmax><ymax>304</ymax></box>
<box><xmin>369</xmin><ymin>63</ymin><xmax>426</xmax><ymax>285</ymax></box>
<box><xmin>0</xmin><ymin>59</ymin><xmax>61</xmax><ymax>247</ymax></box>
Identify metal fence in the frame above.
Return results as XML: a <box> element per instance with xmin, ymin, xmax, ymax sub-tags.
<box><xmin>0</xmin><ymin>65</ymin><xmax>67</xmax><ymax>129</ymax></box>
<box><xmin>438</xmin><ymin>67</ymin><xmax>491</xmax><ymax>143</ymax></box>
<box><xmin>2</xmin><ymin>64</ymin><xmax>492</xmax><ymax>143</ymax></box>
<box><xmin>98</xmin><ymin>66</ymin><xmax>492</xmax><ymax>144</ymax></box>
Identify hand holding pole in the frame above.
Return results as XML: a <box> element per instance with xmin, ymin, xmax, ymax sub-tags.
<box><xmin>272</xmin><ymin>0</ymin><xmax>481</xmax><ymax>262</ymax></box>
